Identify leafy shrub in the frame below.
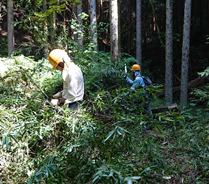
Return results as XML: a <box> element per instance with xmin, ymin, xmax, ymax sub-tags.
<box><xmin>1</xmin><ymin>43</ymin><xmax>209</xmax><ymax>184</ymax></box>
<box><xmin>0</xmin><ymin>36</ymin><xmax>7</xmax><ymax>57</ymax></box>
<box><xmin>190</xmin><ymin>67</ymin><xmax>209</xmax><ymax>107</ymax></box>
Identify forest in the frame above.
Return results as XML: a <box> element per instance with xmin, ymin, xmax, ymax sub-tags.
<box><xmin>1</xmin><ymin>0</ymin><xmax>209</xmax><ymax>183</ymax></box>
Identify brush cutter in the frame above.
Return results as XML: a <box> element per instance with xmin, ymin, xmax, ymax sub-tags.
<box><xmin>124</xmin><ymin>63</ymin><xmax>127</xmax><ymax>78</ymax></box>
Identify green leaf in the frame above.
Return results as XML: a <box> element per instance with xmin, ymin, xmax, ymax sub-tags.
<box><xmin>2</xmin><ymin>136</ymin><xmax>9</xmax><ymax>151</ymax></box>
<box><xmin>103</xmin><ymin>130</ymin><xmax>115</xmax><ymax>142</ymax></box>
<box><xmin>9</xmin><ymin>131</ymin><xmax>20</xmax><ymax>137</ymax></box>
<box><xmin>18</xmin><ymin>24</ymin><xmax>23</xmax><ymax>29</ymax></box>
<box><xmin>34</xmin><ymin>175</ymin><xmax>40</xmax><ymax>183</ymax></box>
<box><xmin>10</xmin><ymin>135</ymin><xmax>19</xmax><ymax>144</ymax></box>
<box><xmin>47</xmin><ymin>164</ymin><xmax>56</xmax><ymax>170</ymax></box>
<box><xmin>34</xmin><ymin>12</ymin><xmax>45</xmax><ymax>17</ymax></box>
<box><xmin>27</xmin><ymin>176</ymin><xmax>34</xmax><ymax>184</ymax></box>
<box><xmin>117</xmin><ymin>129</ymin><xmax>122</xmax><ymax>135</ymax></box>
<box><xmin>45</xmin><ymin>167</ymin><xmax>49</xmax><ymax>178</ymax></box>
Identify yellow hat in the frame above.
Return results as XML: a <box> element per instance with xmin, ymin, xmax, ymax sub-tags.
<box><xmin>48</xmin><ymin>49</ymin><xmax>66</xmax><ymax>69</ymax></box>
<box><xmin>131</xmin><ymin>64</ymin><xmax>141</xmax><ymax>71</ymax></box>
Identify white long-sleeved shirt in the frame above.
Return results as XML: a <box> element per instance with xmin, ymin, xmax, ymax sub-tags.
<box><xmin>62</xmin><ymin>62</ymin><xmax>84</xmax><ymax>105</ymax></box>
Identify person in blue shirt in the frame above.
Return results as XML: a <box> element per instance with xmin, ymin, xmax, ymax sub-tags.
<box><xmin>124</xmin><ymin>64</ymin><xmax>153</xmax><ymax>119</ymax></box>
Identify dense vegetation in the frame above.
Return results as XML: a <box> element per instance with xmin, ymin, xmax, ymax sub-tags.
<box><xmin>1</xmin><ymin>0</ymin><xmax>209</xmax><ymax>183</ymax></box>
<box><xmin>1</xmin><ymin>43</ymin><xmax>209</xmax><ymax>183</ymax></box>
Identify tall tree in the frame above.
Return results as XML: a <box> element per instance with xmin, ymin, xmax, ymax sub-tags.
<box><xmin>73</xmin><ymin>5</ymin><xmax>78</xmax><ymax>42</ymax></box>
<box><xmin>7</xmin><ymin>0</ymin><xmax>14</xmax><ymax>56</ymax></box>
<box><xmin>180</xmin><ymin>0</ymin><xmax>192</xmax><ymax>106</ymax></box>
<box><xmin>43</xmin><ymin>0</ymin><xmax>48</xmax><ymax>57</ymax></box>
<box><xmin>127</xmin><ymin>0</ymin><xmax>131</xmax><ymax>54</ymax></box>
<box><xmin>110</xmin><ymin>0</ymin><xmax>119</xmax><ymax>64</ymax></box>
<box><xmin>118</xmin><ymin>0</ymin><xmax>121</xmax><ymax>54</ymax></box>
<box><xmin>90</xmin><ymin>0</ymin><xmax>98</xmax><ymax>53</ymax></box>
<box><xmin>77</xmin><ymin>0</ymin><xmax>83</xmax><ymax>46</ymax></box>
<box><xmin>165</xmin><ymin>0</ymin><xmax>173</xmax><ymax>105</ymax></box>
<box><xmin>136</xmin><ymin>0</ymin><xmax>142</xmax><ymax>66</ymax></box>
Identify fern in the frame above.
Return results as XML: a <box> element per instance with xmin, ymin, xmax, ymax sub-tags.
<box><xmin>198</xmin><ymin>66</ymin><xmax>209</xmax><ymax>77</ymax></box>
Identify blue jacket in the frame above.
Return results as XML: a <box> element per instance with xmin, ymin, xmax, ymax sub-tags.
<box><xmin>125</xmin><ymin>71</ymin><xmax>145</xmax><ymax>96</ymax></box>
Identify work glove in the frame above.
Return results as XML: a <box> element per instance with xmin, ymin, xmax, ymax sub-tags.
<box><xmin>50</xmin><ymin>99</ymin><xmax>59</xmax><ymax>106</ymax></box>
<box><xmin>124</xmin><ymin>74</ymin><xmax>127</xmax><ymax>78</ymax></box>
<box><xmin>50</xmin><ymin>98</ymin><xmax>63</xmax><ymax>106</ymax></box>
<box><xmin>53</xmin><ymin>91</ymin><xmax>62</xmax><ymax>99</ymax></box>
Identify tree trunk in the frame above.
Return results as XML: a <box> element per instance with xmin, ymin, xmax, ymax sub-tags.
<box><xmin>48</xmin><ymin>11</ymin><xmax>56</xmax><ymax>50</ymax></box>
<box><xmin>180</xmin><ymin>0</ymin><xmax>192</xmax><ymax>106</ymax></box>
<box><xmin>0</xmin><ymin>2</ymin><xmax>4</xmax><ymax>31</ymax></box>
<box><xmin>136</xmin><ymin>0</ymin><xmax>142</xmax><ymax>66</ymax></box>
<box><xmin>127</xmin><ymin>0</ymin><xmax>131</xmax><ymax>54</ymax></box>
<box><xmin>43</xmin><ymin>0</ymin><xmax>48</xmax><ymax>57</ymax></box>
<box><xmin>7</xmin><ymin>0</ymin><xmax>14</xmax><ymax>56</ymax></box>
<box><xmin>90</xmin><ymin>0</ymin><xmax>98</xmax><ymax>60</ymax></box>
<box><xmin>208</xmin><ymin>0</ymin><xmax>209</xmax><ymax>33</ymax></box>
<box><xmin>165</xmin><ymin>0</ymin><xmax>173</xmax><ymax>105</ymax></box>
<box><xmin>73</xmin><ymin>5</ymin><xmax>78</xmax><ymax>42</ymax></box>
<box><xmin>77</xmin><ymin>0</ymin><xmax>83</xmax><ymax>46</ymax></box>
<box><xmin>97</xmin><ymin>0</ymin><xmax>103</xmax><ymax>50</ymax></box>
<box><xmin>152</xmin><ymin>103</ymin><xmax>177</xmax><ymax>112</ymax></box>
<box><xmin>110</xmin><ymin>0</ymin><xmax>119</xmax><ymax>64</ymax></box>
<box><xmin>118</xmin><ymin>0</ymin><xmax>121</xmax><ymax>54</ymax></box>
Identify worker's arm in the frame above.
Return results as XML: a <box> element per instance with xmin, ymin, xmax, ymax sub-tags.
<box><xmin>124</xmin><ymin>76</ymin><xmax>144</xmax><ymax>96</ymax></box>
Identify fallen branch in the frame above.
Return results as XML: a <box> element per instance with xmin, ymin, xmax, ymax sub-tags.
<box><xmin>157</xmin><ymin>76</ymin><xmax>209</xmax><ymax>97</ymax></box>
<box><xmin>152</xmin><ymin>103</ymin><xmax>177</xmax><ymax>112</ymax></box>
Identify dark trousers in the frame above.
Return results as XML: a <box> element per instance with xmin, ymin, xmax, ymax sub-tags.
<box><xmin>68</xmin><ymin>101</ymin><xmax>83</xmax><ymax>109</ymax></box>
<box><xmin>134</xmin><ymin>99</ymin><xmax>152</xmax><ymax>118</ymax></box>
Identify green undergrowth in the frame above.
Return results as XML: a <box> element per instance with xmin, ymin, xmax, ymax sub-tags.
<box><xmin>0</xmin><ymin>55</ymin><xmax>209</xmax><ymax>184</ymax></box>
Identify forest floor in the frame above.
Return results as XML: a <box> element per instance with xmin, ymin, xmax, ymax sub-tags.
<box><xmin>1</xmin><ymin>55</ymin><xmax>209</xmax><ymax>184</ymax></box>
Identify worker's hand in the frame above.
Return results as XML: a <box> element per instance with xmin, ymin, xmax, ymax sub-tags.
<box><xmin>57</xmin><ymin>98</ymin><xmax>62</xmax><ymax>106</ymax></box>
<box><xmin>50</xmin><ymin>99</ymin><xmax>59</xmax><ymax>106</ymax></box>
<box><xmin>124</xmin><ymin>74</ymin><xmax>127</xmax><ymax>78</ymax></box>
<box><xmin>53</xmin><ymin>91</ymin><xmax>62</xmax><ymax>99</ymax></box>
<box><xmin>57</xmin><ymin>98</ymin><xmax>66</xmax><ymax>105</ymax></box>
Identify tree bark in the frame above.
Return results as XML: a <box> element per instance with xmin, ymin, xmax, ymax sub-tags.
<box><xmin>152</xmin><ymin>103</ymin><xmax>177</xmax><ymax>112</ymax></box>
<box><xmin>97</xmin><ymin>0</ymin><xmax>103</xmax><ymax>50</ymax></box>
<box><xmin>180</xmin><ymin>0</ymin><xmax>192</xmax><ymax>106</ymax></box>
<box><xmin>110</xmin><ymin>0</ymin><xmax>119</xmax><ymax>64</ymax></box>
<box><xmin>165</xmin><ymin>0</ymin><xmax>173</xmax><ymax>105</ymax></box>
<box><xmin>7</xmin><ymin>0</ymin><xmax>14</xmax><ymax>56</ymax></box>
<box><xmin>127</xmin><ymin>0</ymin><xmax>131</xmax><ymax>54</ymax></box>
<box><xmin>118</xmin><ymin>0</ymin><xmax>121</xmax><ymax>54</ymax></box>
<box><xmin>90</xmin><ymin>0</ymin><xmax>98</xmax><ymax>60</ymax></box>
<box><xmin>136</xmin><ymin>0</ymin><xmax>142</xmax><ymax>66</ymax></box>
<box><xmin>43</xmin><ymin>0</ymin><xmax>48</xmax><ymax>57</ymax></box>
<box><xmin>72</xmin><ymin>5</ymin><xmax>78</xmax><ymax>42</ymax></box>
<box><xmin>77</xmin><ymin>0</ymin><xmax>83</xmax><ymax>47</ymax></box>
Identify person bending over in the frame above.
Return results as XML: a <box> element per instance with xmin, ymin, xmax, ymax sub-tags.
<box><xmin>48</xmin><ymin>49</ymin><xmax>84</xmax><ymax>109</ymax></box>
